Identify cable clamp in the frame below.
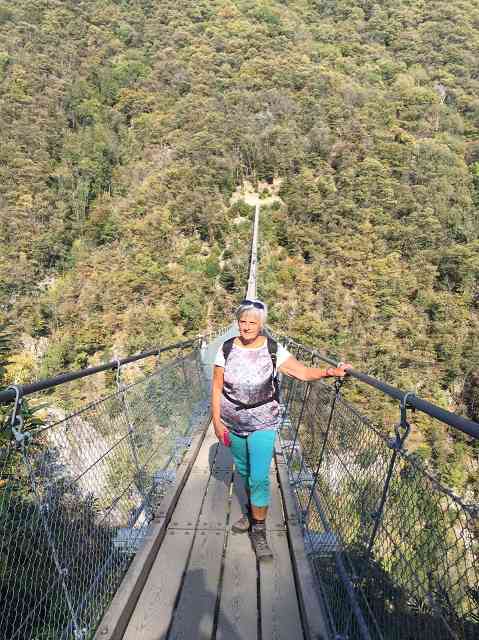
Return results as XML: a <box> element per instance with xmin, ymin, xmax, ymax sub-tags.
<box><xmin>114</xmin><ymin>359</ymin><xmax>123</xmax><ymax>393</ymax></box>
<box><xmin>393</xmin><ymin>390</ymin><xmax>414</xmax><ymax>449</ymax></box>
<box><xmin>334</xmin><ymin>377</ymin><xmax>345</xmax><ymax>394</ymax></box>
<box><xmin>7</xmin><ymin>385</ymin><xmax>27</xmax><ymax>446</ymax></box>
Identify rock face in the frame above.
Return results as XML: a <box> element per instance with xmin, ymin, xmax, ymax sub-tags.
<box><xmin>42</xmin><ymin>407</ymin><xmax>142</xmax><ymax>527</ymax></box>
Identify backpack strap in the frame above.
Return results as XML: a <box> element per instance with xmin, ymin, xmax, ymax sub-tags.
<box><xmin>266</xmin><ymin>336</ymin><xmax>280</xmax><ymax>402</ymax></box>
<box><xmin>221</xmin><ymin>335</ymin><xmax>281</xmax><ymax>408</ymax></box>
<box><xmin>222</xmin><ymin>337</ymin><xmax>235</xmax><ymax>364</ymax></box>
<box><xmin>266</xmin><ymin>336</ymin><xmax>278</xmax><ymax>376</ymax></box>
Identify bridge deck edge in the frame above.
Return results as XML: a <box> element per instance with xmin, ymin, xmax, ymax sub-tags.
<box><xmin>275</xmin><ymin>447</ymin><xmax>332</xmax><ymax>640</ymax></box>
<box><xmin>93</xmin><ymin>420</ymin><xmax>211</xmax><ymax>640</ymax></box>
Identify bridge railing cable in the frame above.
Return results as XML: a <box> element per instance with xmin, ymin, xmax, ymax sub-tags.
<box><xmin>0</xmin><ymin>342</ymin><xmax>209</xmax><ymax>640</ymax></box>
<box><xmin>278</xmin><ymin>338</ymin><xmax>478</xmax><ymax>640</ymax></box>
<box><xmin>279</xmin><ymin>334</ymin><xmax>479</xmax><ymax>440</ymax></box>
<box><xmin>0</xmin><ymin>338</ymin><xmax>200</xmax><ymax>406</ymax></box>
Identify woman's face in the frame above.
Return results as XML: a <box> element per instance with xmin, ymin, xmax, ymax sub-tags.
<box><xmin>238</xmin><ymin>310</ymin><xmax>262</xmax><ymax>341</ymax></box>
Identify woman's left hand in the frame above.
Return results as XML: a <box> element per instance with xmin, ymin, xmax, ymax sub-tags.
<box><xmin>327</xmin><ymin>363</ymin><xmax>352</xmax><ymax>378</ymax></box>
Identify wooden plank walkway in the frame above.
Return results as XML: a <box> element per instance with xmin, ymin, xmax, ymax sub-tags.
<box><xmin>97</xmin><ymin>423</ymin><xmax>329</xmax><ymax>640</ymax></box>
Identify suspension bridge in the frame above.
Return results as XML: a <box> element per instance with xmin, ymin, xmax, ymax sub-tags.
<box><xmin>0</xmin><ymin>203</ymin><xmax>478</xmax><ymax>640</ymax></box>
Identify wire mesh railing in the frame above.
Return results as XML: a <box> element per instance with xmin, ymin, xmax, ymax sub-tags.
<box><xmin>278</xmin><ymin>340</ymin><xmax>478</xmax><ymax>640</ymax></box>
<box><xmin>0</xmin><ymin>346</ymin><xmax>209</xmax><ymax>640</ymax></box>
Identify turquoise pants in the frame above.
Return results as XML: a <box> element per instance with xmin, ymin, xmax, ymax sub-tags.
<box><xmin>229</xmin><ymin>430</ymin><xmax>276</xmax><ymax>508</ymax></box>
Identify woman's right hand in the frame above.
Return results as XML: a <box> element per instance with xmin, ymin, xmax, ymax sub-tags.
<box><xmin>214</xmin><ymin>421</ymin><xmax>226</xmax><ymax>443</ymax></box>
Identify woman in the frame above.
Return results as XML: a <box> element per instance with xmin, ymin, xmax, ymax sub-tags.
<box><xmin>212</xmin><ymin>299</ymin><xmax>351</xmax><ymax>560</ymax></box>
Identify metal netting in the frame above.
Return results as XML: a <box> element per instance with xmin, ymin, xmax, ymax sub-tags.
<box><xmin>279</xmin><ymin>363</ymin><xmax>479</xmax><ymax>640</ymax></box>
<box><xmin>0</xmin><ymin>348</ymin><xmax>209</xmax><ymax>640</ymax></box>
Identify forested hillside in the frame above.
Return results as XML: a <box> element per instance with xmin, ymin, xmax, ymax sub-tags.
<box><xmin>1</xmin><ymin>0</ymin><xmax>478</xmax><ymax>497</ymax></box>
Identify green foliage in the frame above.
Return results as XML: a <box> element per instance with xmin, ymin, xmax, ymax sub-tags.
<box><xmin>0</xmin><ymin>0</ymin><xmax>478</xmax><ymax>497</ymax></box>
<box><xmin>0</xmin><ymin>326</ymin><xmax>13</xmax><ymax>436</ymax></box>
<box><xmin>0</xmin><ymin>325</ymin><xmax>11</xmax><ymax>372</ymax></box>
<box><xmin>179</xmin><ymin>293</ymin><xmax>203</xmax><ymax>331</ymax></box>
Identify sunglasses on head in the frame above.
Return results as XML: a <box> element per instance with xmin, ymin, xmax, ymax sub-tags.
<box><xmin>240</xmin><ymin>299</ymin><xmax>265</xmax><ymax>310</ymax></box>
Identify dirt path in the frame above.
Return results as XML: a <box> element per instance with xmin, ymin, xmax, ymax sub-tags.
<box><xmin>230</xmin><ymin>178</ymin><xmax>284</xmax><ymax>210</ymax></box>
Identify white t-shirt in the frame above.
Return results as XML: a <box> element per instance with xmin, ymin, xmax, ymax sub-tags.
<box><xmin>214</xmin><ymin>337</ymin><xmax>292</xmax><ymax>433</ymax></box>
<box><xmin>214</xmin><ymin>338</ymin><xmax>291</xmax><ymax>368</ymax></box>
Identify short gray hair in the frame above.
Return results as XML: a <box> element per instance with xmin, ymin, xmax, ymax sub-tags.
<box><xmin>235</xmin><ymin>299</ymin><xmax>268</xmax><ymax>327</ymax></box>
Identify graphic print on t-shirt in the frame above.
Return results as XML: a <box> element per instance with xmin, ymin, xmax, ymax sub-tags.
<box><xmin>214</xmin><ymin>340</ymin><xmax>290</xmax><ymax>434</ymax></box>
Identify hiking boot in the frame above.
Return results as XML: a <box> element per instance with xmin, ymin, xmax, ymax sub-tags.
<box><xmin>250</xmin><ymin>523</ymin><xmax>273</xmax><ymax>561</ymax></box>
<box><xmin>231</xmin><ymin>513</ymin><xmax>251</xmax><ymax>533</ymax></box>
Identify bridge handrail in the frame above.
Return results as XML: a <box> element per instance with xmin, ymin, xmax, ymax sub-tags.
<box><xmin>0</xmin><ymin>337</ymin><xmax>200</xmax><ymax>405</ymax></box>
<box><xmin>0</xmin><ymin>339</ymin><xmax>210</xmax><ymax>640</ymax></box>
<box><xmin>275</xmin><ymin>334</ymin><xmax>479</xmax><ymax>440</ymax></box>
<box><xmin>278</xmin><ymin>349</ymin><xmax>479</xmax><ymax>640</ymax></box>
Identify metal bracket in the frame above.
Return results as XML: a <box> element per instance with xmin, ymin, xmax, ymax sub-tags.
<box><xmin>392</xmin><ymin>390</ymin><xmax>414</xmax><ymax>450</ymax></box>
<box><xmin>7</xmin><ymin>385</ymin><xmax>27</xmax><ymax>446</ymax></box>
<box><xmin>334</xmin><ymin>376</ymin><xmax>345</xmax><ymax>394</ymax></box>
<box><xmin>114</xmin><ymin>359</ymin><xmax>123</xmax><ymax>393</ymax></box>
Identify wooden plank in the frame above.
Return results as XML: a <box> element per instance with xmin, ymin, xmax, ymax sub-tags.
<box><xmin>123</xmin><ymin>425</ymin><xmax>225</xmax><ymax>639</ymax></box>
<box><xmin>268</xmin><ymin>466</ymin><xmax>286</xmax><ymax>531</ymax></box>
<box><xmin>218</xmin><ymin>475</ymin><xmax>257</xmax><ymax>640</ymax></box>
<box><xmin>216</xmin><ymin>529</ymin><xmax>258</xmax><ymax>640</ymax></box>
<box><xmin>274</xmin><ymin>432</ymin><xmax>283</xmax><ymax>457</ymax></box>
<box><xmin>260</xmin><ymin>531</ymin><xmax>304</xmax><ymax>640</ymax></box>
<box><xmin>229</xmin><ymin>464</ymin><xmax>284</xmax><ymax>531</ymax></box>
<box><xmin>122</xmin><ymin>529</ymin><xmax>195</xmax><ymax>640</ymax></box>
<box><xmin>275</xmin><ymin>454</ymin><xmax>331</xmax><ymax>640</ymax></box>
<box><xmin>94</xmin><ymin>423</ymin><xmax>209</xmax><ymax>640</ymax></box>
<box><xmin>214</xmin><ymin>440</ymin><xmax>234</xmax><ymax>469</ymax></box>
<box><xmin>194</xmin><ymin>423</ymin><xmax>219</xmax><ymax>470</ymax></box>
<box><xmin>229</xmin><ymin>470</ymin><xmax>249</xmax><ymax>527</ymax></box>
<box><xmin>197</xmin><ymin>468</ymin><xmax>232</xmax><ymax>530</ymax></box>
<box><xmin>167</xmin><ymin>530</ymin><xmax>226</xmax><ymax>640</ymax></box>
<box><xmin>275</xmin><ymin>451</ymin><xmax>300</xmax><ymax>525</ymax></box>
<box><xmin>168</xmin><ymin>469</ymin><xmax>211</xmax><ymax>528</ymax></box>
<box><xmin>193</xmin><ymin>422</ymin><xmax>233</xmax><ymax>471</ymax></box>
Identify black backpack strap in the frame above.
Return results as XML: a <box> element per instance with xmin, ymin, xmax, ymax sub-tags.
<box><xmin>221</xmin><ymin>335</ymin><xmax>281</xmax><ymax>406</ymax></box>
<box><xmin>266</xmin><ymin>336</ymin><xmax>278</xmax><ymax>375</ymax></box>
<box><xmin>222</xmin><ymin>337</ymin><xmax>235</xmax><ymax>364</ymax></box>
<box><xmin>266</xmin><ymin>336</ymin><xmax>280</xmax><ymax>402</ymax></box>
<box><xmin>222</xmin><ymin>389</ymin><xmax>276</xmax><ymax>411</ymax></box>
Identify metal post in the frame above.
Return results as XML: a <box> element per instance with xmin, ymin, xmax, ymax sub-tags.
<box><xmin>280</xmin><ymin>375</ymin><xmax>298</xmax><ymax>443</ymax></box>
<box><xmin>281</xmin><ymin>373</ymin><xmax>296</xmax><ymax>422</ymax></box>
<box><xmin>291</xmin><ymin>352</ymin><xmax>321</xmax><ymax>486</ymax></box>
<box><xmin>365</xmin><ymin>392</ymin><xmax>412</xmax><ymax>557</ymax></box>
<box><xmin>342</xmin><ymin>393</ymin><xmax>413</xmax><ymax>640</ymax></box>
<box><xmin>288</xmin><ymin>382</ymin><xmax>311</xmax><ymax>469</ymax></box>
<box><xmin>304</xmin><ymin>378</ymin><xmax>344</xmax><ymax>519</ymax></box>
<box><xmin>8</xmin><ymin>387</ymin><xmax>86</xmax><ymax>640</ymax></box>
<box><xmin>115</xmin><ymin>364</ymin><xmax>149</xmax><ymax>511</ymax></box>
